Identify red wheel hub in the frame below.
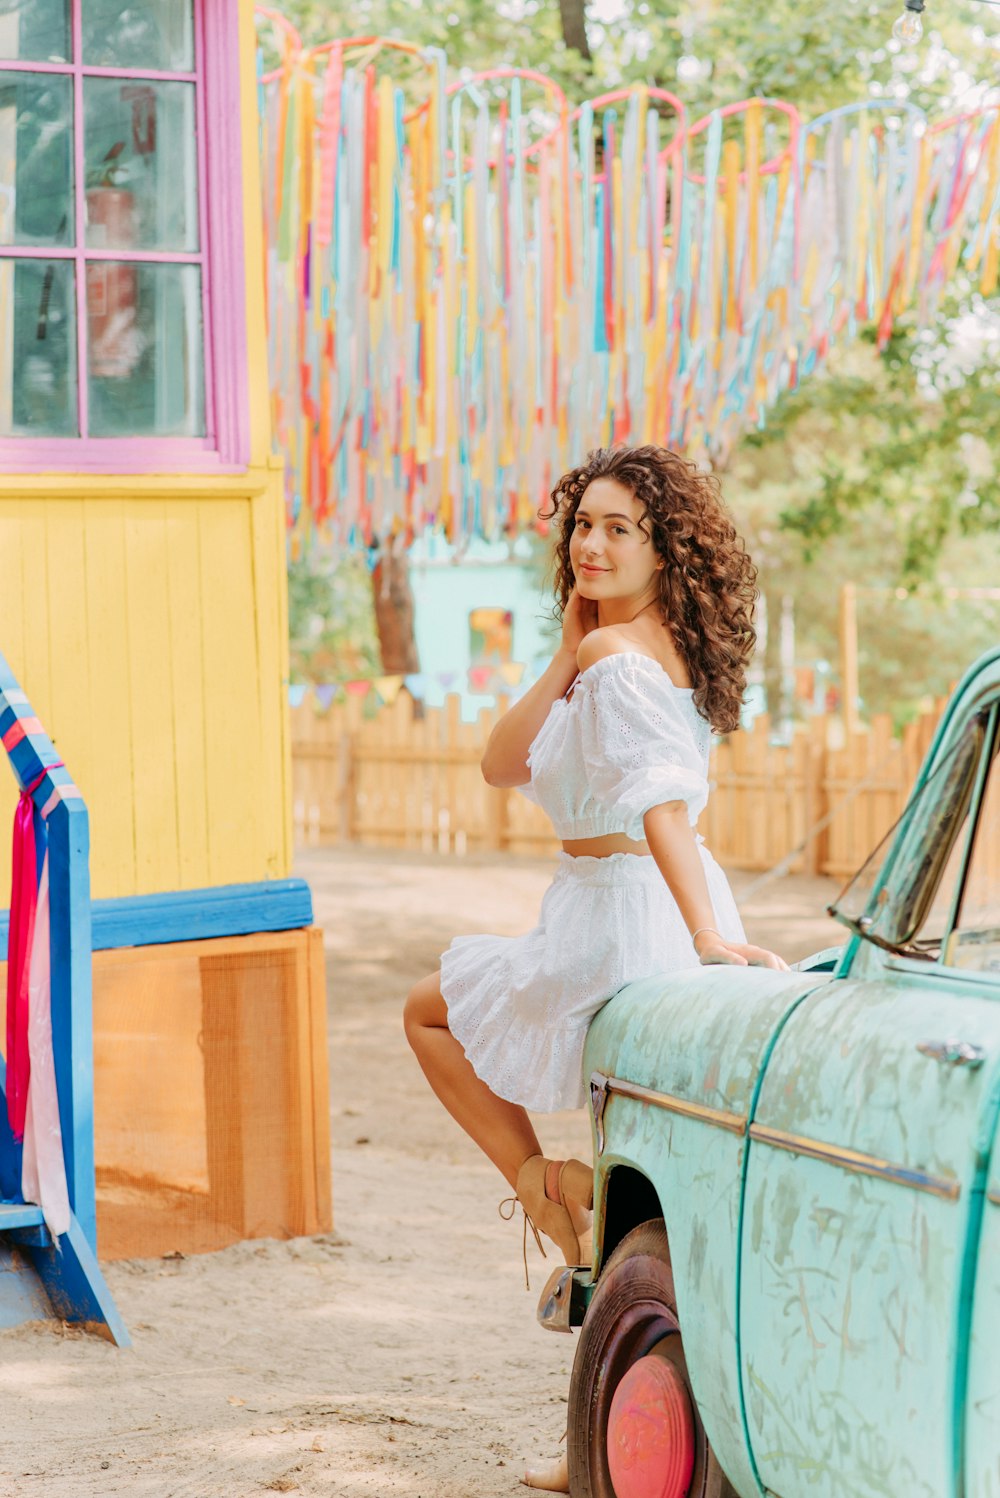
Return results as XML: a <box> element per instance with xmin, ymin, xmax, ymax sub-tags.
<box><xmin>606</xmin><ymin>1353</ymin><xmax>695</xmax><ymax>1498</ymax></box>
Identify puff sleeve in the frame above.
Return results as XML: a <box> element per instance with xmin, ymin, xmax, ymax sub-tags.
<box><xmin>577</xmin><ymin>655</ymin><xmax>710</xmax><ymax>838</ymax></box>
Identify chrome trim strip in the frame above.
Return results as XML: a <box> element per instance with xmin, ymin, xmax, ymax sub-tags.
<box><xmin>749</xmin><ymin>1124</ymin><xmax>961</xmax><ymax>1201</ymax></box>
<box><xmin>597</xmin><ymin>1074</ymin><xmax>747</xmax><ymax>1136</ymax></box>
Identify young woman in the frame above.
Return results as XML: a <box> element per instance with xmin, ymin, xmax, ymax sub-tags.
<box><xmin>404</xmin><ymin>444</ymin><xmax>787</xmax><ymax>1485</ymax></box>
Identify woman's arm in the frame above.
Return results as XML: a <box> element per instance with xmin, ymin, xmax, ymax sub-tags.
<box><xmin>643</xmin><ymin>802</ymin><xmax>789</xmax><ymax>970</ymax></box>
<box><xmin>481</xmin><ymin>587</ymin><xmax>598</xmax><ymax>788</ymax></box>
<box><xmin>480</xmin><ymin>648</ymin><xmax>578</xmax><ymax>787</ymax></box>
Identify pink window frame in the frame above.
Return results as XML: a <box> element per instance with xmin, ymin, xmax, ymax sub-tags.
<box><xmin>0</xmin><ymin>0</ymin><xmax>249</xmax><ymax>473</ymax></box>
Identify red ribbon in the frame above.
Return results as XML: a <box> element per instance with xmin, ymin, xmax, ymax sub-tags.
<box><xmin>5</xmin><ymin>764</ymin><xmax>61</xmax><ymax>1142</ymax></box>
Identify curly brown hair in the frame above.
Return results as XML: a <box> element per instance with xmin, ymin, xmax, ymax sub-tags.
<box><xmin>545</xmin><ymin>445</ymin><xmax>757</xmax><ymax>735</ymax></box>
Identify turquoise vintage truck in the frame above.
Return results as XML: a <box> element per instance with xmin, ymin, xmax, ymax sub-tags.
<box><xmin>539</xmin><ymin>646</ymin><xmax>1000</xmax><ymax>1498</ymax></box>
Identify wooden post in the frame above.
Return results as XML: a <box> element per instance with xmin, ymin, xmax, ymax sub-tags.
<box><xmin>802</xmin><ymin>716</ymin><xmax>827</xmax><ymax>875</ymax></box>
<box><xmin>485</xmin><ymin>786</ymin><xmax>509</xmax><ymax>851</ymax></box>
<box><xmin>839</xmin><ymin>582</ymin><xmax>860</xmax><ymax>736</ymax></box>
<box><xmin>336</xmin><ymin>728</ymin><xmax>353</xmax><ymax>844</ymax></box>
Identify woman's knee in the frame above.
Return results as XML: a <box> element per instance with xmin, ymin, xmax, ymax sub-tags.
<box><xmin>403</xmin><ymin>971</ymin><xmax>447</xmax><ymax>1044</ymax></box>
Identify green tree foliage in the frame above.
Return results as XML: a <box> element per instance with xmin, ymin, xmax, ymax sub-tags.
<box><xmin>270</xmin><ymin>0</ymin><xmax>593</xmax><ymax>97</ymax></box>
<box><xmin>288</xmin><ymin>551</ymin><xmax>382</xmax><ymax>683</ymax></box>
<box><xmin>764</xmin><ymin>307</ymin><xmax>1000</xmax><ymax>583</ymax></box>
<box><xmin>615</xmin><ymin>0</ymin><xmax>990</xmax><ymax>120</ymax></box>
<box><xmin>725</xmin><ymin>299</ymin><xmax>1000</xmax><ymax>720</ymax></box>
<box><xmin>273</xmin><ymin>0</ymin><xmax>994</xmax><ymax>118</ymax></box>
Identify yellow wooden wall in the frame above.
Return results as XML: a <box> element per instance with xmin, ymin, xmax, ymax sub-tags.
<box><xmin>0</xmin><ymin>2</ymin><xmax>292</xmax><ymax>900</ymax></box>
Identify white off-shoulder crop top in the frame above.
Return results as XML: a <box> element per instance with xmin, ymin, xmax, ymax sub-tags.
<box><xmin>517</xmin><ymin>651</ymin><xmax>713</xmax><ymax>841</ymax></box>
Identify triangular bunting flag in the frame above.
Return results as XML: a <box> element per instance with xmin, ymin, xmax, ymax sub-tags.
<box><xmin>315</xmin><ymin>684</ymin><xmax>338</xmax><ymax>711</ymax></box>
<box><xmin>498</xmin><ymin>661</ymin><xmax>525</xmax><ymax>686</ymax></box>
<box><xmin>469</xmin><ymin>665</ymin><xmax>493</xmax><ymax>691</ymax></box>
<box><xmin>344</xmin><ymin>679</ymin><xmax>371</xmax><ymax>698</ymax></box>
<box><xmin>404</xmin><ymin>673</ymin><xmax>427</xmax><ymax>700</ymax></box>
<box><xmin>374</xmin><ymin>674</ymin><xmax>404</xmax><ymax>705</ymax></box>
<box><xmin>288</xmin><ymin>684</ymin><xmax>308</xmax><ymax>708</ymax></box>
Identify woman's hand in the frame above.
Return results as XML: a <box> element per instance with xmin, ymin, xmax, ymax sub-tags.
<box><xmin>560</xmin><ymin>586</ymin><xmax>599</xmax><ymax>656</ymax></box>
<box><xmin>695</xmin><ymin>933</ymin><xmax>790</xmax><ymax>971</ymax></box>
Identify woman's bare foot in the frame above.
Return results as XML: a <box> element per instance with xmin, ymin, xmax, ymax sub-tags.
<box><xmin>522</xmin><ymin>1450</ymin><xmax>569</xmax><ymax>1492</ymax></box>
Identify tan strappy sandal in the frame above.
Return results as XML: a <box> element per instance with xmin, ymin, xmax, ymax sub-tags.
<box><xmin>515</xmin><ymin>1154</ymin><xmax>594</xmax><ymax>1266</ymax></box>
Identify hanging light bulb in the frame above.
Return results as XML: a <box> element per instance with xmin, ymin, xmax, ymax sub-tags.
<box><xmin>892</xmin><ymin>0</ymin><xmax>925</xmax><ymax>45</ymax></box>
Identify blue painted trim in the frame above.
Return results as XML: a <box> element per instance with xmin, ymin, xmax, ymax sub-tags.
<box><xmin>0</xmin><ymin>1203</ymin><xmax>46</xmax><ymax>1230</ymax></box>
<box><xmin>0</xmin><ymin>878</ymin><xmax>314</xmax><ymax>960</ymax></box>
<box><xmin>1</xmin><ymin>649</ymin><xmax>127</xmax><ymax>1342</ymax></box>
<box><xmin>27</xmin><ymin>1213</ymin><xmax>131</xmax><ymax>1348</ymax></box>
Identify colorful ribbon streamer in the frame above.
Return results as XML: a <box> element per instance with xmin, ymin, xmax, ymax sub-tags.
<box><xmin>5</xmin><ymin>769</ymin><xmax>49</xmax><ymax>1141</ymax></box>
<box><xmin>255</xmin><ymin>17</ymin><xmax>1000</xmax><ymax>553</ymax></box>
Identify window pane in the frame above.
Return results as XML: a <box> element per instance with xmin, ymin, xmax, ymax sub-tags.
<box><xmin>0</xmin><ymin>71</ymin><xmax>73</xmax><ymax>246</ymax></box>
<box><xmin>84</xmin><ymin>79</ymin><xmax>197</xmax><ymax>253</ymax></box>
<box><xmin>81</xmin><ymin>0</ymin><xmax>194</xmax><ymax>71</ymax></box>
<box><xmin>829</xmin><ymin>719</ymin><xmax>986</xmax><ymax>954</ymax></box>
<box><xmin>86</xmin><ymin>261</ymin><xmax>203</xmax><ymax>436</ymax></box>
<box><xmin>0</xmin><ymin>257</ymin><xmax>77</xmax><ymax>436</ymax></box>
<box><xmin>0</xmin><ymin>0</ymin><xmax>70</xmax><ymax>64</ymax></box>
<box><xmin>950</xmin><ymin>731</ymin><xmax>1000</xmax><ymax>973</ymax></box>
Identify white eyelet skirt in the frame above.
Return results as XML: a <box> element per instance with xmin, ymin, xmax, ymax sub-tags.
<box><xmin>440</xmin><ymin>848</ymin><xmax>744</xmax><ymax>1113</ymax></box>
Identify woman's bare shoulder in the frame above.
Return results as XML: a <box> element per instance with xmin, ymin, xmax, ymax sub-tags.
<box><xmin>577</xmin><ymin>624</ymin><xmax>693</xmax><ymax>689</ymax></box>
<box><xmin>576</xmin><ymin>626</ymin><xmax>645</xmax><ymax>672</ymax></box>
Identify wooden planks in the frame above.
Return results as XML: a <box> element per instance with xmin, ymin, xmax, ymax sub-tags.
<box><xmin>0</xmin><ymin>489</ymin><xmax>291</xmax><ymax>900</ymax></box>
<box><xmin>90</xmin><ymin>927</ymin><xmax>332</xmax><ymax>1260</ymax></box>
<box><xmin>290</xmin><ymin>692</ymin><xmax>948</xmax><ymax>876</ymax></box>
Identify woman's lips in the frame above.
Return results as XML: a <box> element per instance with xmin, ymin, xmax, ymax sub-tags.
<box><xmin>579</xmin><ymin>564</ymin><xmax>608</xmax><ymax>574</ymax></box>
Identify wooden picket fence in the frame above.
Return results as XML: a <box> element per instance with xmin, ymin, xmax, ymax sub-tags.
<box><xmin>291</xmin><ymin>691</ymin><xmax>946</xmax><ymax>878</ymax></box>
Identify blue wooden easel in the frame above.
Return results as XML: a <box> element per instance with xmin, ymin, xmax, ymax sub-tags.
<box><xmin>0</xmin><ymin>652</ymin><xmax>128</xmax><ymax>1345</ymax></box>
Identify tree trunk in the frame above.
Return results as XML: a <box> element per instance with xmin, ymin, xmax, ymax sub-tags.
<box><xmin>558</xmin><ymin>0</ymin><xmax>591</xmax><ymax>60</ymax></box>
<box><xmin>371</xmin><ymin>540</ymin><xmax>420</xmax><ymax>676</ymax></box>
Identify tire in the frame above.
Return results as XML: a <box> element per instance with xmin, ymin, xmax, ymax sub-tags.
<box><xmin>567</xmin><ymin>1218</ymin><xmax>738</xmax><ymax>1498</ymax></box>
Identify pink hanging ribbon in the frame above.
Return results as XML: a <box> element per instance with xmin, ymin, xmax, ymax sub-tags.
<box><xmin>5</xmin><ymin>762</ymin><xmax>61</xmax><ymax>1142</ymax></box>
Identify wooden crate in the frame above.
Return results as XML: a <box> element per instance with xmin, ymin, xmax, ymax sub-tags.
<box><xmin>90</xmin><ymin>926</ymin><xmax>331</xmax><ymax>1260</ymax></box>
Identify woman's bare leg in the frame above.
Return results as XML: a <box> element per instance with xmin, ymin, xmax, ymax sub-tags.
<box><xmin>403</xmin><ymin>972</ymin><xmax>593</xmax><ymax>1239</ymax></box>
<box><xmin>403</xmin><ymin>971</ymin><xmax>541</xmax><ymax>1188</ymax></box>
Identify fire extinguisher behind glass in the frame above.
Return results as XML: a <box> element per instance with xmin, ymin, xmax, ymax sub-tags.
<box><xmin>86</xmin><ymin>141</ymin><xmax>139</xmax><ymax>379</ymax></box>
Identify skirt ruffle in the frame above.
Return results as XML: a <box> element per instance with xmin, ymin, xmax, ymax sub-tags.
<box><xmin>440</xmin><ymin>849</ymin><xmax>744</xmax><ymax>1112</ymax></box>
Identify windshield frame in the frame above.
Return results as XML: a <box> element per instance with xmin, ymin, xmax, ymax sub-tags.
<box><xmin>828</xmin><ymin>704</ymin><xmax>994</xmax><ymax>960</ymax></box>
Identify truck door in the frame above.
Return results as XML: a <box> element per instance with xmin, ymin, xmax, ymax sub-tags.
<box><xmin>740</xmin><ymin>700</ymin><xmax>1000</xmax><ymax>1498</ymax></box>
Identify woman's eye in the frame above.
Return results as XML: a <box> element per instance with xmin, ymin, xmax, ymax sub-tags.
<box><xmin>613</xmin><ymin>526</ymin><xmax>627</xmax><ymax>536</ymax></box>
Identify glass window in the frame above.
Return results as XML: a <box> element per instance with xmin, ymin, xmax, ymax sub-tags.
<box><xmin>82</xmin><ymin>0</ymin><xmax>194</xmax><ymax>72</ymax></box>
<box><xmin>469</xmin><ymin>607</ymin><xmax>513</xmax><ymax>665</ymax></box>
<box><xmin>0</xmin><ymin>71</ymin><xmax>74</xmax><ymax>246</ymax></box>
<box><xmin>0</xmin><ymin>0</ymin><xmax>71</xmax><ymax>65</ymax></box>
<box><xmin>948</xmin><ymin>726</ymin><xmax>1000</xmax><ymax>973</ymax></box>
<box><xmin>84</xmin><ymin>79</ymin><xmax>198</xmax><ymax>252</ymax></box>
<box><xmin>0</xmin><ymin>256</ymin><xmax>78</xmax><ymax>435</ymax></box>
<box><xmin>87</xmin><ymin>261</ymin><xmax>203</xmax><ymax>435</ymax></box>
<box><xmin>829</xmin><ymin>717</ymin><xmax>987</xmax><ymax>958</ymax></box>
<box><xmin>0</xmin><ymin>0</ymin><xmax>210</xmax><ymax>446</ymax></box>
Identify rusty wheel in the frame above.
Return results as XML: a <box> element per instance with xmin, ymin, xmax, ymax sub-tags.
<box><xmin>567</xmin><ymin>1219</ymin><xmax>738</xmax><ymax>1498</ymax></box>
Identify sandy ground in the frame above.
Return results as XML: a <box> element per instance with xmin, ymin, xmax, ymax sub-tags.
<box><xmin>0</xmin><ymin>847</ymin><xmax>845</xmax><ymax>1498</ymax></box>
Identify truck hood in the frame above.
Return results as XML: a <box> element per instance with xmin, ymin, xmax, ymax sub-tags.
<box><xmin>584</xmin><ymin>967</ymin><xmax>835</xmax><ymax>1127</ymax></box>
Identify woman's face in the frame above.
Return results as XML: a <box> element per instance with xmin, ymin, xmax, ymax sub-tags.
<box><xmin>569</xmin><ymin>477</ymin><xmax>664</xmax><ymax>604</ymax></box>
